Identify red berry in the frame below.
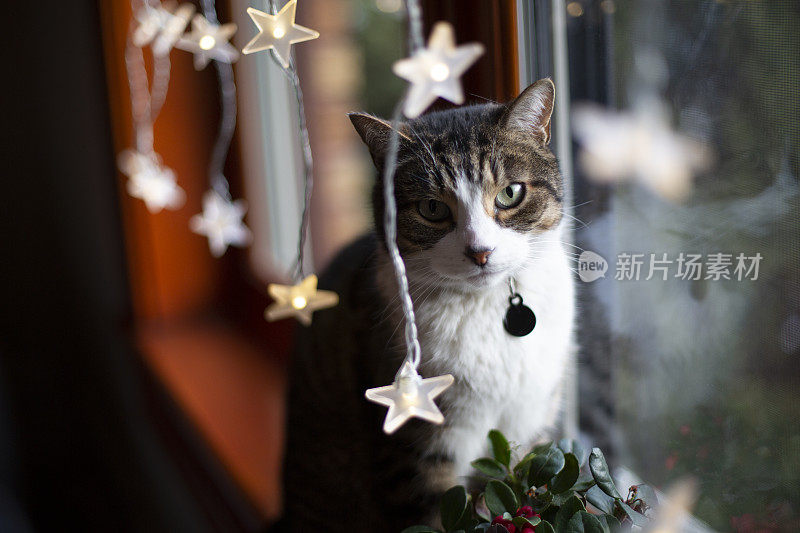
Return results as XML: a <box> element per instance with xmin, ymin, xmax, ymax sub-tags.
<box><xmin>491</xmin><ymin>515</ymin><xmax>516</xmax><ymax>533</ymax></box>
<box><xmin>516</xmin><ymin>505</ymin><xmax>534</xmax><ymax>518</ymax></box>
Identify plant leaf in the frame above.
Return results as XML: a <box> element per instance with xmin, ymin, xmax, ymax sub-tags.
<box><xmin>488</xmin><ymin>430</ymin><xmax>512</xmax><ymax>466</ymax></box>
<box><xmin>597</xmin><ymin>514</ymin><xmax>621</xmax><ymax>533</ymax></box>
<box><xmin>512</xmin><ymin>516</ymin><xmax>542</xmax><ymax>528</ymax></box>
<box><xmin>533</xmin><ymin>442</ymin><xmax>553</xmax><ymax>454</ymax></box>
<box><xmin>565</xmin><ymin>511</ymin><xmax>606</xmax><ymax>533</ymax></box>
<box><xmin>514</xmin><ymin>452</ymin><xmax>534</xmax><ymax>479</ymax></box>
<box><xmin>550</xmin><ymin>453</ymin><xmax>580</xmax><ymax>493</ymax></box>
<box><xmin>530</xmin><ymin>490</ymin><xmax>553</xmax><ymax>513</ymax></box>
<box><xmin>571</xmin><ymin>474</ymin><xmax>596</xmax><ymax>493</ymax></box>
<box><xmin>557</xmin><ymin>438</ymin><xmax>588</xmax><ymax>467</ymax></box>
<box><xmin>475</xmin><ymin>493</ymin><xmax>491</xmax><ymax>522</ymax></box>
<box><xmin>401</xmin><ymin>527</ymin><xmax>439</xmax><ymax>533</ymax></box>
<box><xmin>441</xmin><ymin>485</ymin><xmax>469</xmax><ymax>532</ymax></box>
<box><xmin>484</xmin><ymin>480</ymin><xmax>519</xmax><ymax>517</ymax></box>
<box><xmin>553</xmin><ymin>494</ymin><xmax>585</xmax><ymax>531</ymax></box>
<box><xmin>585</xmin><ymin>485</ymin><xmax>615</xmax><ymax>514</ymax></box>
<box><xmin>527</xmin><ymin>446</ymin><xmax>566</xmax><ymax>487</ymax></box>
<box><xmin>471</xmin><ymin>458</ymin><xmax>507</xmax><ymax>479</ymax></box>
<box><xmin>551</xmin><ymin>490</ymin><xmax>577</xmax><ymax>507</ymax></box>
<box><xmin>616</xmin><ymin>500</ymin><xmax>650</xmax><ymax>527</ymax></box>
<box><xmin>634</xmin><ymin>484</ymin><xmax>658</xmax><ymax>507</ymax></box>
<box><xmin>588</xmin><ymin>448</ymin><xmax>621</xmax><ymax>499</ymax></box>
<box><xmin>536</xmin><ymin>520</ymin><xmax>555</xmax><ymax>533</ymax></box>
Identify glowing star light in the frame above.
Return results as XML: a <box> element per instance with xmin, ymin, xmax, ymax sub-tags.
<box><xmin>132</xmin><ymin>1</ymin><xmax>195</xmax><ymax>56</ymax></box>
<box><xmin>571</xmin><ymin>99</ymin><xmax>712</xmax><ymax>201</ymax></box>
<box><xmin>265</xmin><ymin>274</ymin><xmax>338</xmax><ymax>326</ymax></box>
<box><xmin>118</xmin><ymin>150</ymin><xmax>185</xmax><ymax>213</ymax></box>
<box><xmin>392</xmin><ymin>21</ymin><xmax>484</xmax><ymax>118</ymax></box>
<box><xmin>189</xmin><ymin>191</ymin><xmax>252</xmax><ymax>257</ymax></box>
<box><xmin>241</xmin><ymin>0</ymin><xmax>320</xmax><ymax>68</ymax></box>
<box><xmin>176</xmin><ymin>14</ymin><xmax>239</xmax><ymax>70</ymax></box>
<box><xmin>365</xmin><ymin>362</ymin><xmax>454</xmax><ymax>434</ymax></box>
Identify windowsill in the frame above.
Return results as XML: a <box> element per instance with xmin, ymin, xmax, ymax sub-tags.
<box><xmin>137</xmin><ymin>317</ymin><xmax>287</xmax><ymax>521</ymax></box>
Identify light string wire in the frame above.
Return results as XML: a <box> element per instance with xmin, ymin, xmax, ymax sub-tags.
<box><xmin>267</xmin><ymin>0</ymin><xmax>315</xmax><ymax>282</ymax></box>
<box><xmin>199</xmin><ymin>0</ymin><xmax>237</xmax><ymax>201</ymax></box>
<box><xmin>384</xmin><ymin>0</ymin><xmax>425</xmax><ymax>380</ymax></box>
<box><xmin>125</xmin><ymin>0</ymin><xmax>172</xmax><ymax>155</ymax></box>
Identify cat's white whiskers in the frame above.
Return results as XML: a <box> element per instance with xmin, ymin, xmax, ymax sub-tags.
<box><xmin>534</xmin><ymin>239</ymin><xmax>586</xmax><ymax>252</ymax></box>
<box><xmin>557</xmin><ymin>210</ymin><xmax>589</xmax><ymax>229</ymax></box>
<box><xmin>562</xmin><ymin>199</ymin><xmax>594</xmax><ymax>210</ymax></box>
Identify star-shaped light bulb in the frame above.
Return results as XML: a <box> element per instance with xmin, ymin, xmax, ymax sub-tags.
<box><xmin>132</xmin><ymin>2</ymin><xmax>195</xmax><ymax>56</ymax></box>
<box><xmin>199</xmin><ymin>35</ymin><xmax>216</xmax><ymax>50</ymax></box>
<box><xmin>365</xmin><ymin>362</ymin><xmax>455</xmax><ymax>434</ymax></box>
<box><xmin>265</xmin><ymin>274</ymin><xmax>338</xmax><ymax>326</ymax></box>
<box><xmin>241</xmin><ymin>0</ymin><xmax>320</xmax><ymax>69</ymax></box>
<box><xmin>118</xmin><ymin>150</ymin><xmax>185</xmax><ymax>213</ymax></box>
<box><xmin>571</xmin><ymin>98</ymin><xmax>712</xmax><ymax>201</ymax></box>
<box><xmin>189</xmin><ymin>190</ymin><xmax>252</xmax><ymax>257</ymax></box>
<box><xmin>392</xmin><ymin>22</ymin><xmax>484</xmax><ymax>118</ymax></box>
<box><xmin>430</xmin><ymin>62</ymin><xmax>450</xmax><ymax>82</ymax></box>
<box><xmin>291</xmin><ymin>296</ymin><xmax>307</xmax><ymax>309</ymax></box>
<box><xmin>176</xmin><ymin>14</ymin><xmax>239</xmax><ymax>70</ymax></box>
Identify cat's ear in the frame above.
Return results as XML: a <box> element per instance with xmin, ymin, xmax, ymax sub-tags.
<box><xmin>501</xmin><ymin>78</ymin><xmax>555</xmax><ymax>144</ymax></box>
<box><xmin>348</xmin><ymin>112</ymin><xmax>412</xmax><ymax>168</ymax></box>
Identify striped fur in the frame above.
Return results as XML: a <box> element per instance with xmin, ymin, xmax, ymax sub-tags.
<box><xmin>281</xmin><ymin>80</ymin><xmax>575</xmax><ymax>531</ymax></box>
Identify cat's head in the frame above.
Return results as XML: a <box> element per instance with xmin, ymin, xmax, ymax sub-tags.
<box><xmin>350</xmin><ymin>79</ymin><xmax>563</xmax><ymax>291</ymax></box>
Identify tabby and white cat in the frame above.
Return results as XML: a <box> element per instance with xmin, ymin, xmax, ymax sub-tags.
<box><xmin>281</xmin><ymin>79</ymin><xmax>574</xmax><ymax>531</ymax></box>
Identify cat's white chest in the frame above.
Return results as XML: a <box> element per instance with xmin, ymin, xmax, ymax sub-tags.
<box><xmin>412</xmin><ymin>251</ymin><xmax>575</xmax><ymax>478</ymax></box>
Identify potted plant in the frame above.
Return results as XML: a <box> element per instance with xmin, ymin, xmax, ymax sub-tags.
<box><xmin>402</xmin><ymin>430</ymin><xmax>655</xmax><ymax>532</ymax></box>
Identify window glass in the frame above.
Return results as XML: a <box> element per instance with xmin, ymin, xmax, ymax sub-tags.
<box><xmin>567</xmin><ymin>0</ymin><xmax>799</xmax><ymax>528</ymax></box>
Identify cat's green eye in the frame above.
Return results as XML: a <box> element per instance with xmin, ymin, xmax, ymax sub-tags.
<box><xmin>417</xmin><ymin>199</ymin><xmax>451</xmax><ymax>222</ymax></box>
<box><xmin>495</xmin><ymin>183</ymin><xmax>525</xmax><ymax>209</ymax></box>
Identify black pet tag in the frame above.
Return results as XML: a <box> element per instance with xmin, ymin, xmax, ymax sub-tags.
<box><xmin>503</xmin><ymin>293</ymin><xmax>536</xmax><ymax>337</ymax></box>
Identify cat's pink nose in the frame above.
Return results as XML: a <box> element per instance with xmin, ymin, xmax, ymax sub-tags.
<box><xmin>465</xmin><ymin>247</ymin><xmax>494</xmax><ymax>266</ymax></box>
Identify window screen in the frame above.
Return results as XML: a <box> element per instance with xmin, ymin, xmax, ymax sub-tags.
<box><xmin>562</xmin><ymin>0</ymin><xmax>799</xmax><ymax>528</ymax></box>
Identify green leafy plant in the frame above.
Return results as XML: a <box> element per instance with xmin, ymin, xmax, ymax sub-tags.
<box><xmin>402</xmin><ymin>430</ymin><xmax>655</xmax><ymax>533</ymax></box>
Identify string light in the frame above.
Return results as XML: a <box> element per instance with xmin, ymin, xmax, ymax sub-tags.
<box><xmin>119</xmin><ymin>150</ymin><xmax>186</xmax><ymax>212</ymax></box>
<box><xmin>176</xmin><ymin>13</ymin><xmax>239</xmax><ymax>70</ymax></box>
<box><xmin>132</xmin><ymin>1</ymin><xmax>194</xmax><ymax>56</ymax></box>
<box><xmin>241</xmin><ymin>0</ymin><xmax>320</xmax><ymax>69</ymax></box>
<box><xmin>392</xmin><ymin>20</ymin><xmax>484</xmax><ymax>118</ymax></box>
<box><xmin>571</xmin><ymin>99</ymin><xmax>711</xmax><ymax>201</ymax></box>
<box><xmin>265</xmin><ymin>275</ymin><xmax>338</xmax><ymax>326</ymax></box>
<box><xmin>364</xmin><ymin>0</ymin><xmax>483</xmax><ymax>434</ymax></box>
<box><xmin>119</xmin><ymin>0</ymin><xmax>185</xmax><ymax>212</ymax></box>
<box><xmin>189</xmin><ymin>0</ymin><xmax>252</xmax><ymax>257</ymax></box>
<box><xmin>566</xmin><ymin>2</ymin><xmax>585</xmax><ymax>17</ymax></box>
<box><xmin>199</xmin><ymin>35</ymin><xmax>216</xmax><ymax>50</ymax></box>
<box><xmin>241</xmin><ymin>0</ymin><xmax>337</xmax><ymax>325</ymax></box>
<box><xmin>189</xmin><ymin>191</ymin><xmax>252</xmax><ymax>256</ymax></box>
<box><xmin>365</xmin><ymin>362</ymin><xmax>454</xmax><ymax>434</ymax></box>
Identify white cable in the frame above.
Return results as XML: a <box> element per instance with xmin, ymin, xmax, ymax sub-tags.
<box><xmin>200</xmin><ymin>0</ymin><xmax>238</xmax><ymax>201</ymax></box>
<box><xmin>266</xmin><ymin>0</ymin><xmax>316</xmax><ymax>282</ymax></box>
<box><xmin>125</xmin><ymin>0</ymin><xmax>172</xmax><ymax>154</ymax></box>
<box><xmin>385</xmin><ymin>0</ymin><xmax>426</xmax><ymax>380</ymax></box>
